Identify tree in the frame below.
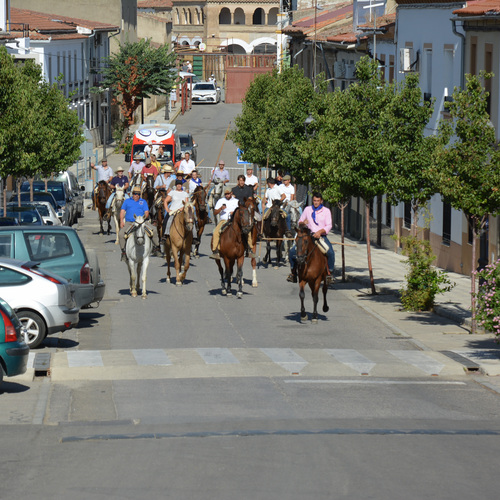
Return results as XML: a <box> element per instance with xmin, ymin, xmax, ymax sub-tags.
<box><xmin>385</xmin><ymin>73</ymin><xmax>440</xmax><ymax>236</ymax></box>
<box><xmin>434</xmin><ymin>72</ymin><xmax>500</xmax><ymax>333</ymax></box>
<box><xmin>230</xmin><ymin>66</ymin><xmax>324</xmax><ymax>178</ymax></box>
<box><xmin>99</xmin><ymin>39</ymin><xmax>177</xmax><ymax>131</ymax></box>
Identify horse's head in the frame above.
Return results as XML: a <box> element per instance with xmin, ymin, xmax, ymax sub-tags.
<box><xmin>234</xmin><ymin>205</ymin><xmax>253</xmax><ymax>235</ymax></box>
<box><xmin>183</xmin><ymin>200</ymin><xmax>195</xmax><ymax>232</ymax></box>
<box><xmin>244</xmin><ymin>197</ymin><xmax>258</xmax><ymax>227</ymax></box>
<box><xmin>133</xmin><ymin>214</ymin><xmax>146</xmax><ymax>244</ymax></box>
<box><xmin>191</xmin><ymin>186</ymin><xmax>207</xmax><ymax>212</ymax></box>
<box><xmin>288</xmin><ymin>199</ymin><xmax>303</xmax><ymax>230</ymax></box>
<box><xmin>97</xmin><ymin>181</ymin><xmax>111</xmax><ymax>204</ymax></box>
<box><xmin>270</xmin><ymin>199</ymin><xmax>282</xmax><ymax>227</ymax></box>
<box><xmin>145</xmin><ymin>174</ymin><xmax>155</xmax><ymax>191</ymax></box>
<box><xmin>296</xmin><ymin>223</ymin><xmax>313</xmax><ymax>266</ymax></box>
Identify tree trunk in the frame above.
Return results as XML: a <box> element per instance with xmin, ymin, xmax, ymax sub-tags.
<box><xmin>365</xmin><ymin>200</ymin><xmax>376</xmax><ymax>294</ymax></box>
<box><xmin>471</xmin><ymin>224</ymin><xmax>478</xmax><ymax>334</ymax></box>
<box><xmin>411</xmin><ymin>202</ymin><xmax>419</xmax><ymax>237</ymax></box>
<box><xmin>340</xmin><ymin>202</ymin><xmax>346</xmax><ymax>283</ymax></box>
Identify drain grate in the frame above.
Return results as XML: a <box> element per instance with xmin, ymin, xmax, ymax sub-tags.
<box><xmin>440</xmin><ymin>351</ymin><xmax>480</xmax><ymax>372</ymax></box>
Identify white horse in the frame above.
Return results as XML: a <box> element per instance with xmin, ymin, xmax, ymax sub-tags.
<box><xmin>112</xmin><ymin>186</ymin><xmax>126</xmax><ymax>245</ymax></box>
<box><xmin>284</xmin><ymin>200</ymin><xmax>305</xmax><ymax>263</ymax></box>
<box><xmin>125</xmin><ymin>215</ymin><xmax>152</xmax><ymax>299</ymax></box>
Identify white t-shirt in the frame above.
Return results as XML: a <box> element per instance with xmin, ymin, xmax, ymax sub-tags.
<box><xmin>215</xmin><ymin>196</ymin><xmax>239</xmax><ymax>221</ymax></box>
<box><xmin>188</xmin><ymin>178</ymin><xmax>202</xmax><ymax>194</ymax></box>
<box><xmin>144</xmin><ymin>144</ymin><xmax>152</xmax><ymax>157</ymax></box>
<box><xmin>245</xmin><ymin>174</ymin><xmax>258</xmax><ymax>187</ymax></box>
<box><xmin>169</xmin><ymin>190</ymin><xmax>189</xmax><ymax>212</ymax></box>
<box><xmin>265</xmin><ymin>186</ymin><xmax>282</xmax><ymax>209</ymax></box>
<box><xmin>279</xmin><ymin>183</ymin><xmax>295</xmax><ymax>202</ymax></box>
<box><xmin>179</xmin><ymin>159</ymin><xmax>196</xmax><ymax>175</ymax></box>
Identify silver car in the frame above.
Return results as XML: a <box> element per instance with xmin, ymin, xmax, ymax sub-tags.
<box><xmin>0</xmin><ymin>258</ymin><xmax>79</xmax><ymax>348</ymax></box>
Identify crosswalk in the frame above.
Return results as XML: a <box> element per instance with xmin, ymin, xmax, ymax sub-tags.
<box><xmin>26</xmin><ymin>347</ymin><xmax>493</xmax><ymax>381</ymax></box>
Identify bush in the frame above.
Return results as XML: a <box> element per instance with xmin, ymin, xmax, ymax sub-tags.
<box><xmin>400</xmin><ymin>236</ymin><xmax>455</xmax><ymax>311</ymax></box>
<box><xmin>474</xmin><ymin>259</ymin><xmax>500</xmax><ymax>338</ymax></box>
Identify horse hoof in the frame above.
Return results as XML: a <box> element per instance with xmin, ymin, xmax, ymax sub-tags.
<box><xmin>252</xmin><ymin>282</ymin><xmax>258</xmax><ymax>288</ymax></box>
<box><xmin>273</xmin><ymin>266</ymin><xmax>279</xmax><ymax>270</ymax></box>
<box><xmin>221</xmin><ymin>289</ymin><xmax>227</xmax><ymax>296</ymax></box>
<box><xmin>300</xmin><ymin>315</ymin><xmax>307</xmax><ymax>322</ymax></box>
<box><xmin>312</xmin><ymin>318</ymin><xmax>318</xmax><ymax>324</ymax></box>
<box><xmin>166</xmin><ymin>278</ymin><xmax>170</xmax><ymax>284</ymax></box>
<box><xmin>142</xmin><ymin>295</ymin><xmax>147</xmax><ymax>300</ymax></box>
<box><xmin>131</xmin><ymin>292</ymin><xmax>137</xmax><ymax>298</ymax></box>
<box><xmin>237</xmin><ymin>292</ymin><xmax>243</xmax><ymax>298</ymax></box>
<box><xmin>176</xmin><ymin>282</ymin><xmax>182</xmax><ymax>287</ymax></box>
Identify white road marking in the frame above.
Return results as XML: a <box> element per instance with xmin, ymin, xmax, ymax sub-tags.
<box><xmin>285</xmin><ymin>380</ymin><xmax>466</xmax><ymax>385</ymax></box>
<box><xmin>388</xmin><ymin>350</ymin><xmax>444</xmax><ymax>375</ymax></box>
<box><xmin>325</xmin><ymin>349</ymin><xmax>376</xmax><ymax>375</ymax></box>
<box><xmin>133</xmin><ymin>349</ymin><xmax>171</xmax><ymax>366</ymax></box>
<box><xmin>261</xmin><ymin>348</ymin><xmax>308</xmax><ymax>373</ymax></box>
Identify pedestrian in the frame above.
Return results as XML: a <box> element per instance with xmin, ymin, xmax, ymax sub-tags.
<box><xmin>170</xmin><ymin>87</ymin><xmax>177</xmax><ymax>110</ymax></box>
<box><xmin>287</xmin><ymin>192</ymin><xmax>335</xmax><ymax>284</ymax></box>
<box><xmin>119</xmin><ymin>186</ymin><xmax>159</xmax><ymax>261</ymax></box>
<box><xmin>232</xmin><ymin>174</ymin><xmax>254</xmax><ymax>205</ymax></box>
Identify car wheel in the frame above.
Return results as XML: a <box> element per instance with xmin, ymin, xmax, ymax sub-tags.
<box><xmin>18</xmin><ymin>310</ymin><xmax>47</xmax><ymax>349</ymax></box>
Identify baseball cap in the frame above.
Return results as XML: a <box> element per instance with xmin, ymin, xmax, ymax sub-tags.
<box><xmin>283</xmin><ymin>174</ymin><xmax>291</xmax><ymax>181</ymax></box>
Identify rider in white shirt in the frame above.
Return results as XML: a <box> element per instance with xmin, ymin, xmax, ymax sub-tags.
<box><xmin>162</xmin><ymin>180</ymin><xmax>190</xmax><ymax>238</ymax></box>
<box><xmin>278</xmin><ymin>175</ymin><xmax>296</xmax><ymax>231</ymax></box>
<box><xmin>209</xmin><ymin>189</ymin><xmax>240</xmax><ymax>259</ymax></box>
<box><xmin>179</xmin><ymin>151</ymin><xmax>196</xmax><ymax>176</ymax></box>
<box><xmin>245</xmin><ymin>166</ymin><xmax>259</xmax><ymax>194</ymax></box>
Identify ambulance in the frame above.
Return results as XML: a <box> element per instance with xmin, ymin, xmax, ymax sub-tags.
<box><xmin>129</xmin><ymin>123</ymin><xmax>180</xmax><ymax>165</ymax></box>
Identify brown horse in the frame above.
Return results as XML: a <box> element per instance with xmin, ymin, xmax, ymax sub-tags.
<box><xmin>295</xmin><ymin>223</ymin><xmax>329</xmax><ymax>323</ymax></box>
<box><xmin>156</xmin><ymin>188</ymin><xmax>168</xmax><ymax>244</ymax></box>
<box><xmin>263</xmin><ymin>199</ymin><xmax>288</xmax><ymax>268</ymax></box>
<box><xmin>94</xmin><ymin>181</ymin><xmax>112</xmax><ymax>235</ymax></box>
<box><xmin>143</xmin><ymin>175</ymin><xmax>156</xmax><ymax>220</ymax></box>
<box><xmin>164</xmin><ymin>201</ymin><xmax>195</xmax><ymax>286</ymax></box>
<box><xmin>214</xmin><ymin>204</ymin><xmax>253</xmax><ymax>298</ymax></box>
<box><xmin>191</xmin><ymin>185</ymin><xmax>209</xmax><ymax>257</ymax></box>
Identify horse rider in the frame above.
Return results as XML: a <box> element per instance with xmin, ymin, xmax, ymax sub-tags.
<box><xmin>128</xmin><ymin>154</ymin><xmax>145</xmax><ymax>189</ymax></box>
<box><xmin>119</xmin><ymin>186</ymin><xmax>160</xmax><ymax>262</ymax></box>
<box><xmin>91</xmin><ymin>157</ymin><xmax>113</xmax><ymax>208</ymax></box>
<box><xmin>287</xmin><ymin>192</ymin><xmax>335</xmax><ymax>285</ymax></box>
<box><xmin>141</xmin><ymin>157</ymin><xmax>158</xmax><ymax>182</ymax></box>
<box><xmin>150</xmin><ymin>153</ymin><xmax>161</xmax><ymax>174</ymax></box>
<box><xmin>245</xmin><ymin>166</ymin><xmax>259</xmax><ymax>195</ymax></box>
<box><xmin>209</xmin><ymin>188</ymin><xmax>240</xmax><ymax>260</ymax></box>
<box><xmin>275</xmin><ymin>170</ymin><xmax>284</xmax><ymax>186</ymax></box>
<box><xmin>179</xmin><ymin>151</ymin><xmax>196</xmax><ymax>177</ymax></box>
<box><xmin>231</xmin><ymin>174</ymin><xmax>257</xmax><ymax>258</ymax></box>
<box><xmin>154</xmin><ymin>164</ymin><xmax>175</xmax><ymax>191</ymax></box>
<box><xmin>207</xmin><ymin>160</ymin><xmax>230</xmax><ymax>221</ymax></box>
<box><xmin>278</xmin><ymin>174</ymin><xmax>296</xmax><ymax>232</ymax></box>
<box><xmin>168</xmin><ymin>170</ymin><xmax>187</xmax><ymax>192</ymax></box>
<box><xmin>262</xmin><ymin>177</ymin><xmax>283</xmax><ymax>221</ymax></box>
<box><xmin>187</xmin><ymin>169</ymin><xmax>203</xmax><ymax>194</ymax></box>
<box><xmin>105</xmin><ymin>166</ymin><xmax>130</xmax><ymax>217</ymax></box>
<box><xmin>161</xmin><ymin>179</ymin><xmax>190</xmax><ymax>240</ymax></box>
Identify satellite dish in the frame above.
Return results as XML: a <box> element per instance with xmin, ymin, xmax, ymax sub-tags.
<box><xmin>199</xmin><ymin>42</ymin><xmax>206</xmax><ymax>52</ymax></box>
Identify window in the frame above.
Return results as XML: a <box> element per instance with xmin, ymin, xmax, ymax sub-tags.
<box><xmin>253</xmin><ymin>8</ymin><xmax>265</xmax><ymax>25</ymax></box>
<box><xmin>485</xmin><ymin>44</ymin><xmax>493</xmax><ymax>115</ymax></box>
<box><xmin>442</xmin><ymin>202</ymin><xmax>451</xmax><ymax>246</ymax></box>
<box><xmin>404</xmin><ymin>202</ymin><xmax>411</xmax><ymax>229</ymax></box>
<box><xmin>268</xmin><ymin>7</ymin><xmax>278</xmax><ymax>25</ymax></box>
<box><xmin>234</xmin><ymin>8</ymin><xmax>245</xmax><ymax>25</ymax></box>
<box><xmin>0</xmin><ymin>266</ymin><xmax>31</xmax><ymax>286</ymax></box>
<box><xmin>219</xmin><ymin>7</ymin><xmax>231</xmax><ymax>25</ymax></box>
<box><xmin>423</xmin><ymin>48</ymin><xmax>432</xmax><ymax>98</ymax></box>
<box><xmin>0</xmin><ymin>234</ymin><xmax>13</xmax><ymax>258</ymax></box>
<box><xmin>24</xmin><ymin>233</ymin><xmax>72</xmax><ymax>261</ymax></box>
<box><xmin>385</xmin><ymin>201</ymin><xmax>392</xmax><ymax>228</ymax></box>
<box><xmin>470</xmin><ymin>36</ymin><xmax>477</xmax><ymax>75</ymax></box>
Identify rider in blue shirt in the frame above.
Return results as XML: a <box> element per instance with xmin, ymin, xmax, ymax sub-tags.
<box><xmin>119</xmin><ymin>186</ymin><xmax>159</xmax><ymax>261</ymax></box>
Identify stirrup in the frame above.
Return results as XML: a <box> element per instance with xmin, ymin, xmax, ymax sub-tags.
<box><xmin>326</xmin><ymin>274</ymin><xmax>335</xmax><ymax>285</ymax></box>
<box><xmin>209</xmin><ymin>251</ymin><xmax>220</xmax><ymax>260</ymax></box>
<box><xmin>286</xmin><ymin>273</ymin><xmax>297</xmax><ymax>283</ymax></box>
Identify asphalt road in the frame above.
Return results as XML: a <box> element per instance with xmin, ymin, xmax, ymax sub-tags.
<box><xmin>2</xmin><ymin>102</ymin><xmax>500</xmax><ymax>499</ymax></box>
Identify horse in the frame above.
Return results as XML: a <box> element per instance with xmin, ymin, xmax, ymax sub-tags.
<box><xmin>263</xmin><ymin>199</ymin><xmax>288</xmax><ymax>268</ymax></box>
<box><xmin>129</xmin><ymin>173</ymin><xmax>142</xmax><ymax>192</ymax></box>
<box><xmin>111</xmin><ymin>185</ymin><xmax>126</xmax><ymax>244</ymax></box>
<box><xmin>208</xmin><ymin>179</ymin><xmax>224</xmax><ymax>224</ymax></box>
<box><xmin>191</xmin><ymin>185</ymin><xmax>209</xmax><ymax>257</ymax></box>
<box><xmin>156</xmin><ymin>188</ymin><xmax>169</xmax><ymax>244</ymax></box>
<box><xmin>125</xmin><ymin>214</ymin><xmax>152</xmax><ymax>299</ymax></box>
<box><xmin>164</xmin><ymin>201</ymin><xmax>195</xmax><ymax>286</ymax></box>
<box><xmin>295</xmin><ymin>223</ymin><xmax>329</xmax><ymax>323</ymax></box>
<box><xmin>143</xmin><ymin>174</ymin><xmax>157</xmax><ymax>222</ymax></box>
<box><xmin>283</xmin><ymin>199</ymin><xmax>304</xmax><ymax>263</ymax></box>
<box><xmin>94</xmin><ymin>180</ymin><xmax>112</xmax><ymax>235</ymax></box>
<box><xmin>214</xmin><ymin>204</ymin><xmax>253</xmax><ymax>298</ymax></box>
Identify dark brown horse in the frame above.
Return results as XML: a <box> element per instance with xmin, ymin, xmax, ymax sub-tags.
<box><xmin>143</xmin><ymin>175</ymin><xmax>156</xmax><ymax>221</ymax></box>
<box><xmin>156</xmin><ymin>188</ymin><xmax>168</xmax><ymax>244</ymax></box>
<box><xmin>214</xmin><ymin>204</ymin><xmax>253</xmax><ymax>298</ymax></box>
<box><xmin>263</xmin><ymin>199</ymin><xmax>288</xmax><ymax>268</ymax></box>
<box><xmin>191</xmin><ymin>185</ymin><xmax>209</xmax><ymax>257</ymax></box>
<box><xmin>295</xmin><ymin>223</ymin><xmax>329</xmax><ymax>323</ymax></box>
<box><xmin>94</xmin><ymin>181</ymin><xmax>112</xmax><ymax>235</ymax></box>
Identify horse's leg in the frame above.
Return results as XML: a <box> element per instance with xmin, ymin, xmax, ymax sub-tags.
<box><xmin>310</xmin><ymin>279</ymin><xmax>321</xmax><ymax>324</ymax></box>
<box><xmin>107</xmin><ymin>218</ymin><xmax>111</xmax><ymax>235</ymax></box>
<box><xmin>129</xmin><ymin>261</ymin><xmax>137</xmax><ymax>298</ymax></box>
<box><xmin>322</xmin><ymin>277</ymin><xmax>329</xmax><ymax>313</ymax></box>
<box><xmin>114</xmin><ymin>214</ymin><xmax>119</xmax><ymax>244</ymax></box>
<box><xmin>251</xmin><ymin>257</ymin><xmax>258</xmax><ymax>288</ymax></box>
<box><xmin>236</xmin><ymin>255</ymin><xmax>245</xmax><ymax>298</ymax></box>
<box><xmin>165</xmin><ymin>239</ymin><xmax>172</xmax><ymax>284</ymax></box>
<box><xmin>299</xmin><ymin>280</ymin><xmax>307</xmax><ymax>322</ymax></box>
<box><xmin>174</xmin><ymin>245</ymin><xmax>183</xmax><ymax>286</ymax></box>
<box><xmin>216</xmin><ymin>258</ymin><xmax>226</xmax><ymax>295</ymax></box>
<box><xmin>180</xmin><ymin>241</ymin><xmax>191</xmax><ymax>283</ymax></box>
<box><xmin>276</xmin><ymin>240</ymin><xmax>282</xmax><ymax>268</ymax></box>
<box><xmin>99</xmin><ymin>213</ymin><xmax>104</xmax><ymax>235</ymax></box>
<box><xmin>225</xmin><ymin>257</ymin><xmax>233</xmax><ymax>296</ymax></box>
<box><xmin>141</xmin><ymin>256</ymin><xmax>149</xmax><ymax>299</ymax></box>
<box><xmin>264</xmin><ymin>240</ymin><xmax>271</xmax><ymax>264</ymax></box>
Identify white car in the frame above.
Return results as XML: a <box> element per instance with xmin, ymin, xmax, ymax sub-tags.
<box><xmin>9</xmin><ymin>201</ymin><xmax>62</xmax><ymax>226</ymax></box>
<box><xmin>0</xmin><ymin>258</ymin><xmax>79</xmax><ymax>348</ymax></box>
<box><xmin>192</xmin><ymin>81</ymin><xmax>221</xmax><ymax>104</ymax></box>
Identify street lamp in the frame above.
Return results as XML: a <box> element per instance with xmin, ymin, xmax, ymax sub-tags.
<box><xmin>100</xmin><ymin>98</ymin><xmax>108</xmax><ymax>159</ymax></box>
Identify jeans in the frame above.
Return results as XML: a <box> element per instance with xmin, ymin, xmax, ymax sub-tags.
<box><xmin>289</xmin><ymin>235</ymin><xmax>335</xmax><ymax>272</ymax></box>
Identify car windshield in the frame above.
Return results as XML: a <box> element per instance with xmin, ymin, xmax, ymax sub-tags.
<box><xmin>180</xmin><ymin>137</ymin><xmax>191</xmax><ymax>148</ymax></box>
<box><xmin>2</xmin><ymin>209</ymin><xmax>42</xmax><ymax>225</ymax></box>
<box><xmin>45</xmin><ymin>185</ymin><xmax>64</xmax><ymax>202</ymax></box>
<box><xmin>31</xmin><ymin>204</ymin><xmax>49</xmax><ymax>216</ymax></box>
<box><xmin>18</xmin><ymin>193</ymin><xmax>57</xmax><ymax>211</ymax></box>
<box><xmin>194</xmin><ymin>84</ymin><xmax>214</xmax><ymax>90</ymax></box>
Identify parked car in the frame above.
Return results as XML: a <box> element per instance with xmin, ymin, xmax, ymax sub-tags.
<box><xmin>7</xmin><ymin>202</ymin><xmax>62</xmax><ymax>226</ymax></box>
<box><xmin>20</xmin><ymin>181</ymin><xmax>76</xmax><ymax>226</ymax></box>
<box><xmin>11</xmin><ymin>191</ymin><xmax>60</xmax><ymax>217</ymax></box>
<box><xmin>0</xmin><ymin>297</ymin><xmax>29</xmax><ymax>387</ymax></box>
<box><xmin>179</xmin><ymin>133</ymin><xmax>198</xmax><ymax>163</ymax></box>
<box><xmin>1</xmin><ymin>206</ymin><xmax>44</xmax><ymax>226</ymax></box>
<box><xmin>55</xmin><ymin>170</ymin><xmax>85</xmax><ymax>219</ymax></box>
<box><xmin>0</xmin><ymin>217</ymin><xmax>20</xmax><ymax>226</ymax></box>
<box><xmin>0</xmin><ymin>259</ymin><xmax>79</xmax><ymax>348</ymax></box>
<box><xmin>192</xmin><ymin>81</ymin><xmax>220</xmax><ymax>104</ymax></box>
<box><xmin>0</xmin><ymin>226</ymin><xmax>105</xmax><ymax>309</ymax></box>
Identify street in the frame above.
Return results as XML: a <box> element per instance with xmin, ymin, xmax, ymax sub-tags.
<box><xmin>1</xmin><ymin>103</ymin><xmax>500</xmax><ymax>499</ymax></box>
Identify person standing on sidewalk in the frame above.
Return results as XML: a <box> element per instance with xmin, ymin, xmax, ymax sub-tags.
<box><xmin>287</xmin><ymin>192</ymin><xmax>335</xmax><ymax>285</ymax></box>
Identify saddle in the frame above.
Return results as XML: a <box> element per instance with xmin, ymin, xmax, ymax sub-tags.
<box><xmin>220</xmin><ymin>220</ymin><xmax>231</xmax><ymax>235</ymax></box>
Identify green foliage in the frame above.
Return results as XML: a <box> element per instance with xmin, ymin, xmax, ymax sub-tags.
<box><xmin>400</xmin><ymin>236</ymin><xmax>455</xmax><ymax>311</ymax></box>
<box><xmin>0</xmin><ymin>46</ymin><xmax>83</xmax><ymax>181</ymax></box>
<box><xmin>230</xmin><ymin>66</ymin><xmax>325</xmax><ymax>179</ymax></box>
<box><xmin>473</xmin><ymin>260</ymin><xmax>500</xmax><ymax>338</ymax></box>
<box><xmin>99</xmin><ymin>39</ymin><xmax>177</xmax><ymax>125</ymax></box>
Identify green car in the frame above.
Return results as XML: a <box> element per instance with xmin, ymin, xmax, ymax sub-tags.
<box><xmin>0</xmin><ymin>297</ymin><xmax>29</xmax><ymax>387</ymax></box>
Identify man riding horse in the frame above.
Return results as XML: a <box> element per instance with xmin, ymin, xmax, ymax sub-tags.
<box><xmin>287</xmin><ymin>192</ymin><xmax>335</xmax><ymax>285</ymax></box>
<box><xmin>119</xmin><ymin>186</ymin><xmax>159</xmax><ymax>261</ymax></box>
<box><xmin>104</xmin><ymin>166</ymin><xmax>129</xmax><ymax>220</ymax></box>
